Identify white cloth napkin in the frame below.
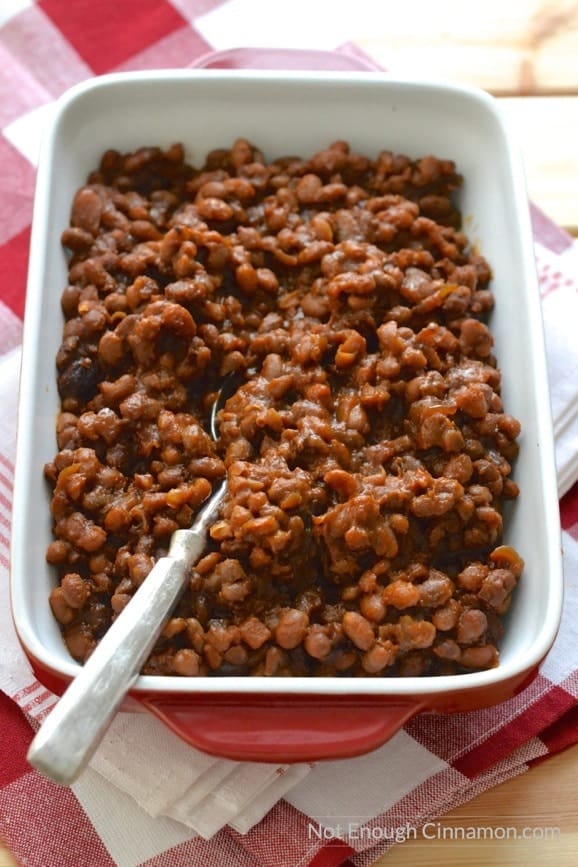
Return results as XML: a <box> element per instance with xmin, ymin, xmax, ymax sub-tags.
<box><xmin>536</xmin><ymin>240</ymin><xmax>578</xmax><ymax>496</ymax></box>
<box><xmin>88</xmin><ymin>713</ymin><xmax>311</xmax><ymax>839</ymax></box>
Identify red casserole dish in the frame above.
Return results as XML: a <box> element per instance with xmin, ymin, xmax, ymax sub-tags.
<box><xmin>11</xmin><ymin>62</ymin><xmax>562</xmax><ymax>763</ymax></box>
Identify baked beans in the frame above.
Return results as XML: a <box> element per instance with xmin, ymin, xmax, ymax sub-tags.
<box><xmin>45</xmin><ymin>139</ymin><xmax>523</xmax><ymax>677</ymax></box>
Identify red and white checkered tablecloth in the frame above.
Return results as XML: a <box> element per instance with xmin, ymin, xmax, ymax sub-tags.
<box><xmin>1</xmin><ymin>3</ymin><xmax>578</xmax><ymax>866</ymax></box>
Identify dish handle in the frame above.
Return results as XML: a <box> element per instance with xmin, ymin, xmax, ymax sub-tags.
<box><xmin>189</xmin><ymin>46</ymin><xmax>383</xmax><ymax>72</ymax></box>
<box><xmin>137</xmin><ymin>696</ymin><xmax>423</xmax><ymax>763</ymax></box>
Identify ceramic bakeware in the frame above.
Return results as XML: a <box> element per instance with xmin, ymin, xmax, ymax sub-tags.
<box><xmin>11</xmin><ymin>69</ymin><xmax>563</xmax><ymax>762</ymax></box>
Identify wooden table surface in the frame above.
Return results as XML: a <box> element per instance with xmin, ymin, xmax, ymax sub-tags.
<box><xmin>2</xmin><ymin>1</ymin><xmax>577</xmax><ymax>865</ymax></box>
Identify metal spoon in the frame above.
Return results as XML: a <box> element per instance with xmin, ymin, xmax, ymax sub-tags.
<box><xmin>27</xmin><ymin>381</ymin><xmax>233</xmax><ymax>785</ymax></box>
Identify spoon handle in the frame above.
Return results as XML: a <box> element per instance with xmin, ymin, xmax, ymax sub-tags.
<box><xmin>27</xmin><ymin>527</ymin><xmax>207</xmax><ymax>785</ymax></box>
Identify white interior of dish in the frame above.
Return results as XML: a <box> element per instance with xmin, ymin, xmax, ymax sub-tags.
<box><xmin>11</xmin><ymin>71</ymin><xmax>563</xmax><ymax>698</ymax></box>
